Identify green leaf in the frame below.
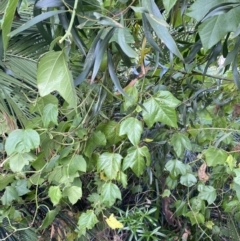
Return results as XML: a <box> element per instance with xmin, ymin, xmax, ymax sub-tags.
<box><xmin>60</xmin><ymin>166</ymin><xmax>79</xmax><ymax>184</ymax></box>
<box><xmin>111</xmin><ymin>27</ymin><xmax>135</xmax><ymax>44</ymax></box>
<box><xmin>224</xmin><ymin>199</ymin><xmax>240</xmax><ymax>212</ymax></box>
<box><xmin>1</xmin><ymin>186</ymin><xmax>18</xmax><ymax>205</ymax></box>
<box><xmin>199</xmin><ymin>6</ymin><xmax>240</xmax><ymax>50</ymax></box>
<box><xmin>119</xmin><ymin>117</ymin><xmax>143</xmax><ymax>146</ymax></box>
<box><xmin>9</xmin><ymin>153</ymin><xmax>36</xmax><ymax>173</ymax></box>
<box><xmin>101</xmin><ymin>182</ymin><xmax>122</xmax><ymax>207</ymax></box>
<box><xmin>107</xmin><ymin>50</ymin><xmax>127</xmax><ymax>96</ymax></box>
<box><xmin>170</xmin><ymin>133</ymin><xmax>192</xmax><ymax>157</ymax></box>
<box><xmin>31</xmin><ymin>94</ymin><xmax>59</xmax><ymax>113</ymax></box>
<box><xmin>117</xmin><ymin>171</ymin><xmax>128</xmax><ymax>188</ymax></box>
<box><xmin>1</xmin><ymin>0</ymin><xmax>19</xmax><ymax>52</ymax></box>
<box><xmin>118</xmin><ymin>27</ymin><xmax>138</xmax><ymax>58</ymax></box>
<box><xmin>5</xmin><ymin>129</ymin><xmax>40</xmax><ymax>155</ymax></box>
<box><xmin>123</xmin><ymin>146</ymin><xmax>151</xmax><ymax>177</ymax></box>
<box><xmin>166</xmin><ymin>176</ymin><xmax>178</xmax><ymax>189</ymax></box>
<box><xmin>0</xmin><ymin>174</ymin><xmax>14</xmax><ymax>191</ymax></box>
<box><xmin>61</xmin><ymin>154</ymin><xmax>87</xmax><ymax>175</ymax></box>
<box><xmin>77</xmin><ymin>210</ymin><xmax>98</xmax><ymax>236</ymax></box>
<box><xmin>165</xmin><ymin>159</ymin><xmax>187</xmax><ymax>177</ymax></box>
<box><xmin>123</xmin><ymin>86</ymin><xmax>138</xmax><ymax>111</ymax></box>
<box><xmin>84</xmin><ymin>131</ymin><xmax>106</xmax><ymax>157</ymax></box>
<box><xmin>48</xmin><ymin>186</ymin><xmax>62</xmax><ymax>206</ymax></box>
<box><xmin>226</xmin><ymin>155</ymin><xmax>236</xmax><ymax>170</ymax></box>
<box><xmin>186</xmin><ymin>0</ymin><xmax>224</xmax><ymax>21</ymax></box>
<box><xmin>37</xmin><ymin>51</ymin><xmax>77</xmax><ymax>108</ymax></box>
<box><xmin>145</xmin><ymin>13</ymin><xmax>182</xmax><ymax>60</ymax></box>
<box><xmin>180</xmin><ymin>173</ymin><xmax>197</xmax><ymax>187</ymax></box>
<box><xmin>29</xmin><ymin>173</ymin><xmax>44</xmax><ymax>186</ymax></box>
<box><xmin>174</xmin><ymin>200</ymin><xmax>188</xmax><ymax>216</ymax></box>
<box><xmin>70</xmin><ymin>154</ymin><xmax>86</xmax><ymax>173</ymax></box>
<box><xmin>97</xmin><ymin>153</ymin><xmax>122</xmax><ymax>180</ymax></box>
<box><xmin>42</xmin><ymin>103</ymin><xmax>58</xmax><ymax>128</ymax></box>
<box><xmin>163</xmin><ymin>0</ymin><xmax>177</xmax><ymax>13</ymax></box>
<box><xmin>9</xmin><ymin>10</ymin><xmax>67</xmax><ymax>37</ymax></box>
<box><xmin>97</xmin><ymin>121</ymin><xmax>122</xmax><ymax>145</ymax></box>
<box><xmin>40</xmin><ymin>208</ymin><xmax>60</xmax><ymax>230</ymax></box>
<box><xmin>48</xmin><ymin>166</ymin><xmax>63</xmax><ymax>184</ymax></box>
<box><xmin>162</xmin><ymin>189</ymin><xmax>171</xmax><ymax>197</ymax></box>
<box><xmin>11</xmin><ymin>179</ymin><xmax>30</xmax><ymax>196</ymax></box>
<box><xmin>204</xmin><ymin>147</ymin><xmax>228</xmax><ymax>166</ymax></box>
<box><xmin>233</xmin><ymin>169</ymin><xmax>240</xmax><ymax>186</ymax></box>
<box><xmin>186</xmin><ymin>211</ymin><xmax>205</xmax><ymax>225</ymax></box>
<box><xmin>190</xmin><ymin>197</ymin><xmax>205</xmax><ymax>212</ymax></box>
<box><xmin>232</xmin><ymin>183</ymin><xmax>240</xmax><ymax>201</ymax></box>
<box><xmin>94</xmin><ymin>12</ymin><xmax>123</xmax><ymax>28</ymax></box>
<box><xmin>142</xmin><ymin>91</ymin><xmax>181</xmax><ymax>128</ymax></box>
<box><xmin>63</xmin><ymin>186</ymin><xmax>82</xmax><ymax>205</ymax></box>
<box><xmin>198</xmin><ymin>185</ymin><xmax>217</xmax><ymax>205</ymax></box>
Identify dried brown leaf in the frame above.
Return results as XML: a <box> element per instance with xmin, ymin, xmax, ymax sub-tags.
<box><xmin>198</xmin><ymin>162</ymin><xmax>209</xmax><ymax>183</ymax></box>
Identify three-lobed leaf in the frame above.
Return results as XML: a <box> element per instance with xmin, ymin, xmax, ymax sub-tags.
<box><xmin>84</xmin><ymin>131</ymin><xmax>106</xmax><ymax>157</ymax></box>
<box><xmin>198</xmin><ymin>185</ymin><xmax>217</xmax><ymax>205</ymax></box>
<box><xmin>11</xmin><ymin>179</ymin><xmax>30</xmax><ymax>196</ymax></box>
<box><xmin>119</xmin><ymin>117</ymin><xmax>143</xmax><ymax>146</ymax></box>
<box><xmin>77</xmin><ymin>210</ymin><xmax>98</xmax><ymax>236</ymax></box>
<box><xmin>97</xmin><ymin>153</ymin><xmax>122</xmax><ymax>180</ymax></box>
<box><xmin>180</xmin><ymin>173</ymin><xmax>197</xmax><ymax>187</ymax></box>
<box><xmin>9</xmin><ymin>153</ymin><xmax>36</xmax><ymax>172</ymax></box>
<box><xmin>5</xmin><ymin>129</ymin><xmax>40</xmax><ymax>155</ymax></box>
<box><xmin>101</xmin><ymin>182</ymin><xmax>122</xmax><ymax>207</ymax></box>
<box><xmin>63</xmin><ymin>186</ymin><xmax>82</xmax><ymax>205</ymax></box>
<box><xmin>204</xmin><ymin>147</ymin><xmax>227</xmax><ymax>166</ymax></box>
<box><xmin>1</xmin><ymin>186</ymin><xmax>18</xmax><ymax>205</ymax></box>
<box><xmin>142</xmin><ymin>91</ymin><xmax>181</xmax><ymax>128</ymax></box>
<box><xmin>165</xmin><ymin>159</ymin><xmax>187</xmax><ymax>177</ymax></box>
<box><xmin>123</xmin><ymin>146</ymin><xmax>151</xmax><ymax>177</ymax></box>
<box><xmin>97</xmin><ymin>121</ymin><xmax>122</xmax><ymax>145</ymax></box>
<box><xmin>170</xmin><ymin>133</ymin><xmax>192</xmax><ymax>157</ymax></box>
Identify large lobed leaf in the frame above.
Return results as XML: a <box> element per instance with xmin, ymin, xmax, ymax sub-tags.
<box><xmin>142</xmin><ymin>91</ymin><xmax>181</xmax><ymax>128</ymax></box>
<box><xmin>123</xmin><ymin>146</ymin><xmax>151</xmax><ymax>177</ymax></box>
<box><xmin>119</xmin><ymin>117</ymin><xmax>143</xmax><ymax>146</ymax></box>
<box><xmin>97</xmin><ymin>153</ymin><xmax>122</xmax><ymax>180</ymax></box>
<box><xmin>5</xmin><ymin>129</ymin><xmax>40</xmax><ymax>155</ymax></box>
<box><xmin>37</xmin><ymin>51</ymin><xmax>77</xmax><ymax>108</ymax></box>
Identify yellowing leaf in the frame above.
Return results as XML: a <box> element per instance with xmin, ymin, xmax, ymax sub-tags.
<box><xmin>100</xmin><ymin>171</ymin><xmax>108</xmax><ymax>181</ymax></box>
<box><xmin>106</xmin><ymin>214</ymin><xmax>123</xmax><ymax>229</ymax></box>
<box><xmin>205</xmin><ymin>221</ymin><xmax>214</xmax><ymax>229</ymax></box>
<box><xmin>143</xmin><ymin>138</ymin><xmax>153</xmax><ymax>142</ymax></box>
<box><xmin>226</xmin><ymin>155</ymin><xmax>236</xmax><ymax>170</ymax></box>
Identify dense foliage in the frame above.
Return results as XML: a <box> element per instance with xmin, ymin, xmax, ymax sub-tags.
<box><xmin>1</xmin><ymin>0</ymin><xmax>240</xmax><ymax>240</ymax></box>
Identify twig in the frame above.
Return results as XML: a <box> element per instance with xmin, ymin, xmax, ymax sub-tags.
<box><xmin>112</xmin><ymin>0</ymin><xmax>136</xmax><ymax>17</ymax></box>
<box><xmin>115</xmin><ymin>65</ymin><xmax>150</xmax><ymax>95</ymax></box>
<box><xmin>59</xmin><ymin>0</ymin><xmax>78</xmax><ymax>44</ymax></box>
<box><xmin>178</xmin><ymin>69</ymin><xmax>233</xmax><ymax>82</ymax></box>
